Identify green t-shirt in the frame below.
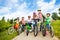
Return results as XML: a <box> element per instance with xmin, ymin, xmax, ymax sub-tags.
<box><xmin>26</xmin><ymin>23</ymin><xmax>31</xmax><ymax>31</ymax></box>
<box><xmin>46</xmin><ymin>17</ymin><xmax>51</xmax><ymax>25</ymax></box>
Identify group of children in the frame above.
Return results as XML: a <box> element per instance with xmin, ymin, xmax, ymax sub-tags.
<box><xmin>14</xmin><ymin>10</ymin><xmax>52</xmax><ymax>34</ymax></box>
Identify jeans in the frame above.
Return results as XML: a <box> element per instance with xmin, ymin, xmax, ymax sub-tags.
<box><xmin>22</xmin><ymin>24</ymin><xmax>25</xmax><ymax>31</ymax></box>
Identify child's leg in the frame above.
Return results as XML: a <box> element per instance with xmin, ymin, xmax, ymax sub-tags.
<box><xmin>22</xmin><ymin>25</ymin><xmax>25</xmax><ymax>31</ymax></box>
<box><xmin>46</xmin><ymin>24</ymin><xmax>50</xmax><ymax>35</ymax></box>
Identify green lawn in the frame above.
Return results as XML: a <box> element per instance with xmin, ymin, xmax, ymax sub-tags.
<box><xmin>51</xmin><ymin>20</ymin><xmax>60</xmax><ymax>39</ymax></box>
<box><xmin>0</xmin><ymin>30</ymin><xmax>18</xmax><ymax>40</ymax></box>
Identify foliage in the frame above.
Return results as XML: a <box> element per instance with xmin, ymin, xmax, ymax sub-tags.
<box><xmin>52</xmin><ymin>12</ymin><xmax>58</xmax><ymax>20</ymax></box>
<box><xmin>51</xmin><ymin>20</ymin><xmax>60</xmax><ymax>38</ymax></box>
<box><xmin>1</xmin><ymin>17</ymin><xmax>5</xmax><ymax>21</ymax></box>
<box><xmin>57</xmin><ymin>16</ymin><xmax>60</xmax><ymax>20</ymax></box>
<box><xmin>58</xmin><ymin>8</ymin><xmax>60</xmax><ymax>15</ymax></box>
<box><xmin>10</xmin><ymin>19</ymin><xmax>14</xmax><ymax>24</ymax></box>
<box><xmin>58</xmin><ymin>8</ymin><xmax>60</xmax><ymax>11</ymax></box>
<box><xmin>0</xmin><ymin>17</ymin><xmax>12</xmax><ymax>32</ymax></box>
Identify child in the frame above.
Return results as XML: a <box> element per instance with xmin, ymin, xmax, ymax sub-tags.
<box><xmin>20</xmin><ymin>17</ymin><xmax>26</xmax><ymax>31</ymax></box>
<box><xmin>32</xmin><ymin>12</ymin><xmax>38</xmax><ymax>30</ymax></box>
<box><xmin>45</xmin><ymin>13</ymin><xmax>52</xmax><ymax>35</ymax></box>
<box><xmin>37</xmin><ymin>10</ymin><xmax>43</xmax><ymax>23</ymax></box>
<box><xmin>27</xmin><ymin>16</ymin><xmax>32</xmax><ymax>32</ymax></box>
<box><xmin>37</xmin><ymin>10</ymin><xmax>45</xmax><ymax>31</ymax></box>
<box><xmin>33</xmin><ymin>12</ymin><xmax>38</xmax><ymax>19</ymax></box>
<box><xmin>14</xmin><ymin>19</ymin><xmax>19</xmax><ymax>30</ymax></box>
<box><xmin>27</xmin><ymin>16</ymin><xmax>32</xmax><ymax>27</ymax></box>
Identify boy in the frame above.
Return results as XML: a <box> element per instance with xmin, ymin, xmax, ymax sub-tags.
<box><xmin>37</xmin><ymin>10</ymin><xmax>45</xmax><ymax>31</ymax></box>
<box><xmin>46</xmin><ymin>13</ymin><xmax>52</xmax><ymax>35</ymax></box>
<box><xmin>37</xmin><ymin>10</ymin><xmax>43</xmax><ymax>23</ymax></box>
<box><xmin>14</xmin><ymin>19</ymin><xmax>19</xmax><ymax>30</ymax></box>
<box><xmin>27</xmin><ymin>16</ymin><xmax>32</xmax><ymax>27</ymax></box>
<box><xmin>26</xmin><ymin>16</ymin><xmax>32</xmax><ymax>32</ymax></box>
<box><xmin>20</xmin><ymin>17</ymin><xmax>26</xmax><ymax>31</ymax></box>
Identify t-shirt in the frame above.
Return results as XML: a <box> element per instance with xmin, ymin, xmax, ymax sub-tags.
<box><xmin>27</xmin><ymin>19</ymin><xmax>31</xmax><ymax>23</ymax></box>
<box><xmin>26</xmin><ymin>23</ymin><xmax>31</xmax><ymax>31</ymax></box>
<box><xmin>46</xmin><ymin>17</ymin><xmax>51</xmax><ymax>25</ymax></box>
<box><xmin>14</xmin><ymin>23</ymin><xmax>19</xmax><ymax>29</ymax></box>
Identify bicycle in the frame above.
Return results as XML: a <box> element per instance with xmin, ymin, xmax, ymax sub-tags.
<box><xmin>8</xmin><ymin>21</ymin><xmax>21</xmax><ymax>35</ymax></box>
<box><xmin>26</xmin><ymin>23</ymin><xmax>32</xmax><ymax>36</ymax></box>
<box><xmin>49</xmin><ymin>25</ymin><xmax>54</xmax><ymax>37</ymax></box>
<box><xmin>43</xmin><ymin>24</ymin><xmax>54</xmax><ymax>37</ymax></box>
<box><xmin>40</xmin><ymin>23</ymin><xmax>46</xmax><ymax>37</ymax></box>
<box><xmin>32</xmin><ymin>19</ymin><xmax>38</xmax><ymax>37</ymax></box>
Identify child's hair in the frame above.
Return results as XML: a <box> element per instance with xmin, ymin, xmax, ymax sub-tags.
<box><xmin>28</xmin><ymin>16</ymin><xmax>31</xmax><ymax>18</ymax></box>
<box><xmin>33</xmin><ymin>12</ymin><xmax>37</xmax><ymax>18</ymax></box>
<box><xmin>22</xmin><ymin>17</ymin><xmax>24</xmax><ymax>18</ymax></box>
<box><xmin>22</xmin><ymin>17</ymin><xmax>24</xmax><ymax>20</ymax></box>
<box><xmin>46</xmin><ymin>13</ymin><xmax>50</xmax><ymax>16</ymax></box>
<box><xmin>37</xmin><ymin>10</ymin><xmax>41</xmax><ymax>11</ymax></box>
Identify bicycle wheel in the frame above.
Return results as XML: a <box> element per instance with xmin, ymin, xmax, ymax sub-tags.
<box><xmin>50</xmin><ymin>26</ymin><xmax>54</xmax><ymax>37</ymax></box>
<box><xmin>18</xmin><ymin>26</ymin><xmax>23</xmax><ymax>34</ymax></box>
<box><xmin>34</xmin><ymin>26</ymin><xmax>38</xmax><ymax>37</ymax></box>
<box><xmin>40</xmin><ymin>25</ymin><xmax>42</xmax><ymax>31</ymax></box>
<box><xmin>26</xmin><ymin>29</ymin><xmax>29</xmax><ymax>36</ymax></box>
<box><xmin>42</xmin><ymin>25</ymin><xmax>46</xmax><ymax>36</ymax></box>
<box><xmin>42</xmin><ymin>28</ymin><xmax>46</xmax><ymax>37</ymax></box>
<box><xmin>8</xmin><ymin>27</ymin><xmax>15</xmax><ymax>34</ymax></box>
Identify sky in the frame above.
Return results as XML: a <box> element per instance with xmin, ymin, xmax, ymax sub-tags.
<box><xmin>0</xmin><ymin>0</ymin><xmax>60</xmax><ymax>20</ymax></box>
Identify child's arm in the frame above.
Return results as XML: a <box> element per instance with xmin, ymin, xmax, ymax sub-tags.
<box><xmin>42</xmin><ymin>14</ymin><xmax>46</xmax><ymax>18</ymax></box>
<box><xmin>42</xmin><ymin>14</ymin><xmax>46</xmax><ymax>22</ymax></box>
<box><xmin>51</xmin><ymin>18</ymin><xmax>55</xmax><ymax>22</ymax></box>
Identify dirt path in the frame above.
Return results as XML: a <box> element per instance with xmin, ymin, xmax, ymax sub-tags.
<box><xmin>12</xmin><ymin>31</ymin><xmax>59</xmax><ymax>40</ymax></box>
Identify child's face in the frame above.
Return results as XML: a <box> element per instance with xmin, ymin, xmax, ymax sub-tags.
<box><xmin>33</xmin><ymin>14</ymin><xmax>36</xmax><ymax>18</ymax></box>
<box><xmin>47</xmin><ymin>14</ymin><xmax>50</xmax><ymax>17</ymax></box>
<box><xmin>28</xmin><ymin>17</ymin><xmax>31</xmax><ymax>19</ymax></box>
<box><xmin>22</xmin><ymin>17</ymin><xmax>24</xmax><ymax>20</ymax></box>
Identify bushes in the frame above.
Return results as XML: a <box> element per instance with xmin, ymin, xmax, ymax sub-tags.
<box><xmin>0</xmin><ymin>20</ymin><xmax>12</xmax><ymax>32</ymax></box>
<box><xmin>51</xmin><ymin>20</ymin><xmax>60</xmax><ymax>38</ymax></box>
<box><xmin>0</xmin><ymin>30</ymin><xmax>17</xmax><ymax>40</ymax></box>
<box><xmin>58</xmin><ymin>16</ymin><xmax>60</xmax><ymax>20</ymax></box>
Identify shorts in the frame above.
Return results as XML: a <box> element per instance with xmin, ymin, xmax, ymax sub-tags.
<box><xmin>46</xmin><ymin>24</ymin><xmax>50</xmax><ymax>31</ymax></box>
<box><xmin>28</xmin><ymin>22</ymin><xmax>32</xmax><ymax>27</ymax></box>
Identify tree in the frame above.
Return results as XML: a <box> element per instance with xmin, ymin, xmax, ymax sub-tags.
<box><xmin>2</xmin><ymin>17</ymin><xmax>5</xmax><ymax>22</ymax></box>
<box><xmin>52</xmin><ymin>12</ymin><xmax>58</xmax><ymax>20</ymax></box>
<box><xmin>10</xmin><ymin>19</ymin><xmax>13</xmax><ymax>24</ymax></box>
<box><xmin>58</xmin><ymin>16</ymin><xmax>60</xmax><ymax>20</ymax></box>
<box><xmin>7</xmin><ymin>19</ymin><xmax>10</xmax><ymax>22</ymax></box>
<box><xmin>0</xmin><ymin>18</ymin><xmax>11</xmax><ymax>32</ymax></box>
<box><xmin>58</xmin><ymin>8</ymin><xmax>60</xmax><ymax>15</ymax></box>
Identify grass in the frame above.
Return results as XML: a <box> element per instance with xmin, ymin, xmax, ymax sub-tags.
<box><xmin>0</xmin><ymin>30</ymin><xmax>18</xmax><ymax>40</ymax></box>
<box><xmin>51</xmin><ymin>20</ymin><xmax>60</xmax><ymax>39</ymax></box>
